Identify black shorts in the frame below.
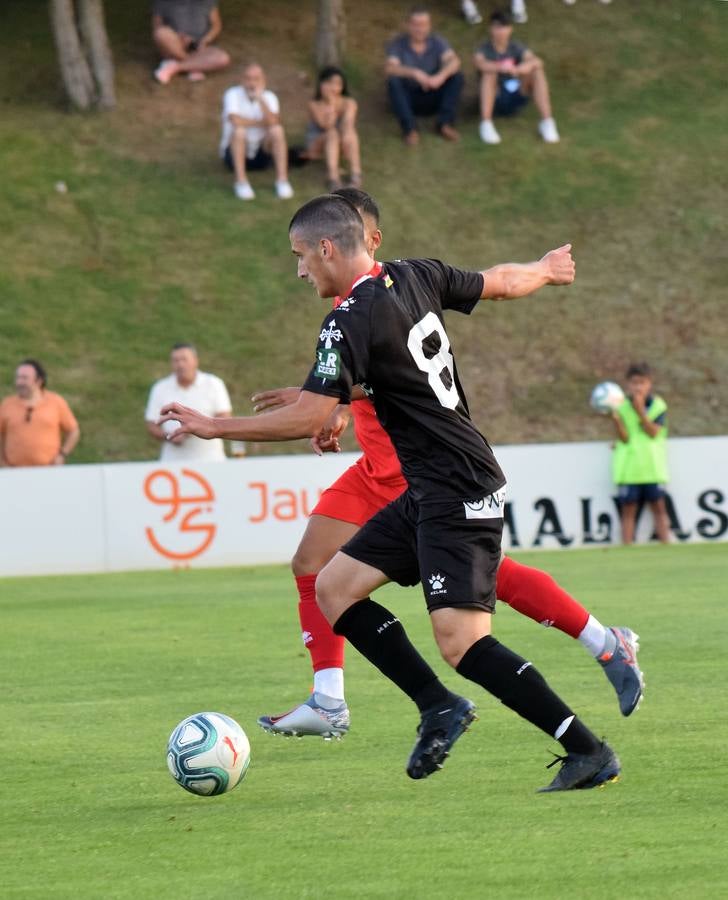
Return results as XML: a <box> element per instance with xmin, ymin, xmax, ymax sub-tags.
<box><xmin>223</xmin><ymin>145</ymin><xmax>272</xmax><ymax>172</ymax></box>
<box><xmin>618</xmin><ymin>483</ymin><xmax>666</xmax><ymax>504</ymax></box>
<box><xmin>340</xmin><ymin>488</ymin><xmax>505</xmax><ymax>613</ymax></box>
<box><xmin>494</xmin><ymin>89</ymin><xmax>529</xmax><ymax>117</ymax></box>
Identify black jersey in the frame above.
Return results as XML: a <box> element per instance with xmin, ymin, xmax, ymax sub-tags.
<box><xmin>302</xmin><ymin>258</ymin><xmax>506</xmax><ymax>502</ymax></box>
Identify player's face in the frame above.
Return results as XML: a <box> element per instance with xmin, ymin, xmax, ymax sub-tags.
<box><xmin>290</xmin><ymin>234</ymin><xmax>337</xmax><ymax>298</ymax></box>
<box><xmin>171</xmin><ymin>348</ymin><xmax>198</xmax><ymax>385</ymax></box>
<box><xmin>14</xmin><ymin>365</ymin><xmax>39</xmax><ymax>398</ymax></box>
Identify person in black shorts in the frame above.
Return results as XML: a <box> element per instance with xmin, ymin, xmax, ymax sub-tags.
<box><xmin>158</xmin><ymin>195</ymin><xmax>620</xmax><ymax>792</ymax></box>
<box><xmin>474</xmin><ymin>9</ymin><xmax>560</xmax><ymax>145</ymax></box>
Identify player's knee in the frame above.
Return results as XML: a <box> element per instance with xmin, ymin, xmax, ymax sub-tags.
<box><xmin>291</xmin><ymin>546</ymin><xmax>321</xmax><ymax>577</ymax></box>
<box><xmin>433</xmin><ymin>631</ymin><xmax>466</xmax><ymax>668</ymax></box>
<box><xmin>313</xmin><ymin>569</ymin><xmax>336</xmax><ymax>619</ymax></box>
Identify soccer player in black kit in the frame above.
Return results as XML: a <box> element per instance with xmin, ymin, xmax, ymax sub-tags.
<box><xmin>159</xmin><ymin>194</ymin><xmax>621</xmax><ymax>792</ymax></box>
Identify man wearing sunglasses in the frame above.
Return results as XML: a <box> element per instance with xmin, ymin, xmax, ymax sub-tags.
<box><xmin>0</xmin><ymin>359</ymin><xmax>80</xmax><ymax>467</ymax></box>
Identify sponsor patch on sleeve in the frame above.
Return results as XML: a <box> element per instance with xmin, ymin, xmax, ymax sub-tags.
<box><xmin>314</xmin><ymin>348</ymin><xmax>341</xmax><ymax>379</ymax></box>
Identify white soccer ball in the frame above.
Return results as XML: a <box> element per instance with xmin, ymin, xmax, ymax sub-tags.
<box><xmin>167</xmin><ymin>712</ymin><xmax>251</xmax><ymax>796</ymax></box>
<box><xmin>590</xmin><ymin>381</ymin><xmax>625</xmax><ymax>414</ymax></box>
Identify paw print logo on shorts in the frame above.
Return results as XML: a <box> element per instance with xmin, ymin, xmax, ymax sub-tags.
<box><xmin>428</xmin><ymin>573</ymin><xmax>447</xmax><ymax>594</ymax></box>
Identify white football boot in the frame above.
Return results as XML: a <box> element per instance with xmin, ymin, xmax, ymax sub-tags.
<box><xmin>258</xmin><ymin>692</ymin><xmax>350</xmax><ymax>739</ymax></box>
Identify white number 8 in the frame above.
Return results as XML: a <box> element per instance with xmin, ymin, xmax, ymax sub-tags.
<box><xmin>407</xmin><ymin>312</ymin><xmax>460</xmax><ymax>410</ymax></box>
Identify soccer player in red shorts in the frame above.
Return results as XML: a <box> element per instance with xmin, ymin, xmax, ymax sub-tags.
<box><xmin>254</xmin><ymin>189</ymin><xmax>643</xmax><ymax>739</ymax></box>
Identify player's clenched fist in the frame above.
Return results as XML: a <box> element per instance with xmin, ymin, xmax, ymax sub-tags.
<box><xmin>541</xmin><ymin>243</ymin><xmax>575</xmax><ymax>285</ymax></box>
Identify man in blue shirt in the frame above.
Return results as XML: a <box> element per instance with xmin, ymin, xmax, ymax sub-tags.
<box><xmin>385</xmin><ymin>7</ymin><xmax>465</xmax><ymax>146</ymax></box>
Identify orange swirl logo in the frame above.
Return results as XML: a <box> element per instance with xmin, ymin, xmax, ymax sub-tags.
<box><xmin>143</xmin><ymin>469</ymin><xmax>217</xmax><ymax>561</ymax></box>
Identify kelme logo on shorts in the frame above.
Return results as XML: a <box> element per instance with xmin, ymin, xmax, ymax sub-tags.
<box><xmin>428</xmin><ymin>573</ymin><xmax>447</xmax><ymax>595</ymax></box>
<box><xmin>315</xmin><ymin>348</ymin><xmax>340</xmax><ymax>379</ymax></box>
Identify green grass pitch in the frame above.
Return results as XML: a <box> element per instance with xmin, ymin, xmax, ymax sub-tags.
<box><xmin>2</xmin><ymin>543</ymin><xmax>727</xmax><ymax>899</ymax></box>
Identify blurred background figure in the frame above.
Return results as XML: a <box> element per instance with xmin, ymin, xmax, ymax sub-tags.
<box><xmin>474</xmin><ymin>9</ymin><xmax>559</xmax><ymax>145</ymax></box>
<box><xmin>386</xmin><ymin>7</ymin><xmax>464</xmax><ymax>145</ymax></box>
<box><xmin>152</xmin><ymin>0</ymin><xmax>230</xmax><ymax>84</ymax></box>
<box><xmin>0</xmin><ymin>359</ymin><xmax>80</xmax><ymax>467</ymax></box>
<box><xmin>220</xmin><ymin>63</ymin><xmax>294</xmax><ymax>200</ymax></box>
<box><xmin>145</xmin><ymin>343</ymin><xmax>233</xmax><ymax>462</ymax></box>
<box><xmin>611</xmin><ymin>362</ymin><xmax>670</xmax><ymax>544</ymax></box>
<box><xmin>304</xmin><ymin>66</ymin><xmax>362</xmax><ymax>191</ymax></box>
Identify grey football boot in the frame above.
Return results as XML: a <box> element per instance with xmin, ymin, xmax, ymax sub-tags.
<box><xmin>599</xmin><ymin>627</ymin><xmax>644</xmax><ymax>716</ymax></box>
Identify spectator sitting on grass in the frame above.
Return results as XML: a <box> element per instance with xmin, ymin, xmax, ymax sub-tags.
<box><xmin>474</xmin><ymin>9</ymin><xmax>559</xmax><ymax>145</ymax></box>
<box><xmin>385</xmin><ymin>6</ymin><xmax>465</xmax><ymax>146</ymax></box>
<box><xmin>219</xmin><ymin>63</ymin><xmax>294</xmax><ymax>201</ymax></box>
<box><xmin>152</xmin><ymin>0</ymin><xmax>230</xmax><ymax>84</ymax></box>
<box><xmin>304</xmin><ymin>67</ymin><xmax>362</xmax><ymax>191</ymax></box>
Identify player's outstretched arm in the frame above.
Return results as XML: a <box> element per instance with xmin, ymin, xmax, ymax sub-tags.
<box><xmin>481</xmin><ymin>244</ymin><xmax>575</xmax><ymax>301</ymax></box>
<box><xmin>158</xmin><ymin>391</ymin><xmax>340</xmax><ymax>443</ymax></box>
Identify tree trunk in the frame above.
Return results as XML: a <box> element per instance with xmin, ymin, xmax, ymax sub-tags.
<box><xmin>78</xmin><ymin>0</ymin><xmax>116</xmax><ymax>109</ymax></box>
<box><xmin>316</xmin><ymin>0</ymin><xmax>346</xmax><ymax>70</ymax></box>
<box><xmin>50</xmin><ymin>0</ymin><xmax>95</xmax><ymax>109</ymax></box>
<box><xmin>50</xmin><ymin>0</ymin><xmax>116</xmax><ymax>111</ymax></box>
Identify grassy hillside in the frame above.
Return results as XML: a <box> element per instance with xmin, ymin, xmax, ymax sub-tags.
<box><xmin>1</xmin><ymin>0</ymin><xmax>727</xmax><ymax>462</ymax></box>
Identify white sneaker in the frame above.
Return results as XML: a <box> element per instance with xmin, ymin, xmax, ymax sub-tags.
<box><xmin>563</xmin><ymin>0</ymin><xmax>577</xmax><ymax>5</ymax></box>
<box><xmin>257</xmin><ymin>692</ymin><xmax>350</xmax><ymax>739</ymax></box>
<box><xmin>153</xmin><ymin>59</ymin><xmax>179</xmax><ymax>84</ymax></box>
<box><xmin>462</xmin><ymin>0</ymin><xmax>483</xmax><ymax>25</ymax></box>
<box><xmin>479</xmin><ymin>120</ymin><xmax>501</xmax><ymax>144</ymax></box>
<box><xmin>511</xmin><ymin>0</ymin><xmax>528</xmax><ymax>24</ymax></box>
<box><xmin>234</xmin><ymin>181</ymin><xmax>255</xmax><ymax>200</ymax></box>
<box><xmin>275</xmin><ymin>180</ymin><xmax>294</xmax><ymax>199</ymax></box>
<box><xmin>539</xmin><ymin>117</ymin><xmax>560</xmax><ymax>143</ymax></box>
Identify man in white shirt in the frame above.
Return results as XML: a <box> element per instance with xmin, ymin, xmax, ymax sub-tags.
<box><xmin>219</xmin><ymin>63</ymin><xmax>294</xmax><ymax>201</ymax></box>
<box><xmin>145</xmin><ymin>344</ymin><xmax>233</xmax><ymax>462</ymax></box>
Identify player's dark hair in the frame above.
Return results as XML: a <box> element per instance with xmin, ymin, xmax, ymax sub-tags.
<box><xmin>626</xmin><ymin>362</ymin><xmax>652</xmax><ymax>379</ymax></box>
<box><xmin>18</xmin><ymin>358</ymin><xmax>47</xmax><ymax>388</ymax></box>
<box><xmin>289</xmin><ymin>195</ymin><xmax>366</xmax><ymax>256</ymax></box>
<box><xmin>408</xmin><ymin>6</ymin><xmax>430</xmax><ymax>19</ymax></box>
<box><xmin>315</xmin><ymin>66</ymin><xmax>349</xmax><ymax>100</ymax></box>
<box><xmin>489</xmin><ymin>9</ymin><xmax>513</xmax><ymax>26</ymax></box>
<box><xmin>332</xmin><ymin>188</ymin><xmax>381</xmax><ymax>225</ymax></box>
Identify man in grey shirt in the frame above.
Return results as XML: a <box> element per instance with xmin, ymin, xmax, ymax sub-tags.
<box><xmin>152</xmin><ymin>0</ymin><xmax>230</xmax><ymax>84</ymax></box>
<box><xmin>385</xmin><ymin>7</ymin><xmax>464</xmax><ymax>146</ymax></box>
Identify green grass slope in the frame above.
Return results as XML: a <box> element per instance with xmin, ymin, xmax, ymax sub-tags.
<box><xmin>1</xmin><ymin>0</ymin><xmax>727</xmax><ymax>462</ymax></box>
<box><xmin>1</xmin><ymin>544</ymin><xmax>727</xmax><ymax>898</ymax></box>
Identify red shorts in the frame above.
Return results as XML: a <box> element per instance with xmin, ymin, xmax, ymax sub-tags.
<box><xmin>312</xmin><ymin>462</ymin><xmax>406</xmax><ymax>527</ymax></box>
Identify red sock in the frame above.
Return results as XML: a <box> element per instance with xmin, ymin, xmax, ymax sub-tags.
<box><xmin>296</xmin><ymin>573</ymin><xmax>345</xmax><ymax>672</ymax></box>
<box><xmin>496</xmin><ymin>557</ymin><xmax>589</xmax><ymax>639</ymax></box>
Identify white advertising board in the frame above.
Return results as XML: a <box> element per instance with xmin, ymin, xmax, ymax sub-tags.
<box><xmin>0</xmin><ymin>436</ymin><xmax>726</xmax><ymax>578</ymax></box>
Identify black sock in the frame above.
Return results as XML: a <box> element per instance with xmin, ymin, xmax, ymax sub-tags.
<box><xmin>456</xmin><ymin>636</ymin><xmax>601</xmax><ymax>755</ymax></box>
<box><xmin>333</xmin><ymin>599</ymin><xmax>454</xmax><ymax>712</ymax></box>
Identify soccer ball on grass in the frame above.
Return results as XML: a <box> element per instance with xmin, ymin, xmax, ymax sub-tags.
<box><xmin>590</xmin><ymin>381</ymin><xmax>625</xmax><ymax>414</ymax></box>
<box><xmin>167</xmin><ymin>712</ymin><xmax>251</xmax><ymax>796</ymax></box>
